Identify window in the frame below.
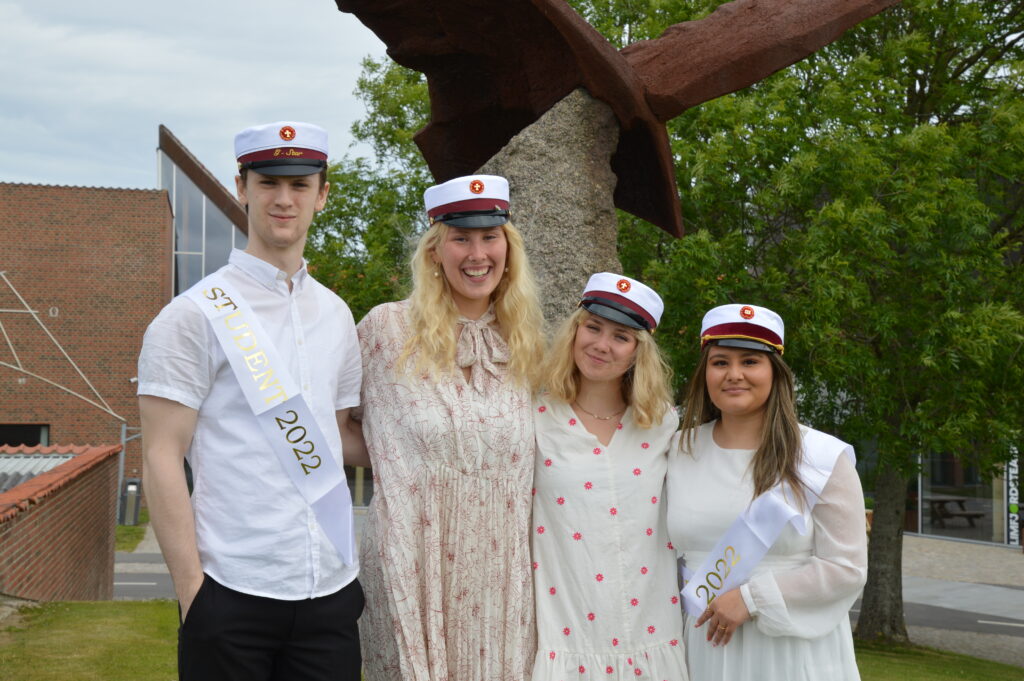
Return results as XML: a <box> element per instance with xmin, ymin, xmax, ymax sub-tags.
<box><xmin>158</xmin><ymin>150</ymin><xmax>247</xmax><ymax>295</ymax></box>
<box><xmin>0</xmin><ymin>424</ymin><xmax>49</xmax><ymax>447</ymax></box>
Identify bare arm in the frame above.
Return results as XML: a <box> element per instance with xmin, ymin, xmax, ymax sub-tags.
<box><xmin>337</xmin><ymin>407</ymin><xmax>370</xmax><ymax>468</ymax></box>
<box><xmin>140</xmin><ymin>394</ymin><xmax>204</xmax><ymax>620</ymax></box>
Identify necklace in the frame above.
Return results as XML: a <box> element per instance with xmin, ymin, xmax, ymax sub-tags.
<box><xmin>573</xmin><ymin>401</ymin><xmax>626</xmax><ymax>421</ymax></box>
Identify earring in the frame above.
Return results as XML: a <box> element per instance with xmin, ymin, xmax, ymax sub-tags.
<box><xmin>433</xmin><ymin>266</ymin><xmax>440</xmax><ymax>278</ymax></box>
<box><xmin>504</xmin><ymin>266</ymin><xmax>509</xmax><ymax>273</ymax></box>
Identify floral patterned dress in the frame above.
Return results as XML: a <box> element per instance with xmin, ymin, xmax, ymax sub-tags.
<box><xmin>531</xmin><ymin>398</ymin><xmax>688</xmax><ymax>681</ymax></box>
<box><xmin>357</xmin><ymin>301</ymin><xmax>536</xmax><ymax>681</ymax></box>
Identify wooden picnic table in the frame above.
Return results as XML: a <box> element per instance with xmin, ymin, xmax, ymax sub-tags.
<box><xmin>925</xmin><ymin>494</ymin><xmax>985</xmax><ymax>528</ymax></box>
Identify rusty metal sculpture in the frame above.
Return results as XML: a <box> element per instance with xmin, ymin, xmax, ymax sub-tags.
<box><xmin>334</xmin><ymin>0</ymin><xmax>899</xmax><ymax>236</ymax></box>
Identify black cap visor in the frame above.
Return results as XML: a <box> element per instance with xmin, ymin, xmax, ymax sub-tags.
<box><xmin>710</xmin><ymin>338</ymin><xmax>777</xmax><ymax>354</ymax></box>
<box><xmin>581</xmin><ymin>300</ymin><xmax>649</xmax><ymax>330</ymax></box>
<box><xmin>241</xmin><ymin>158</ymin><xmax>327</xmax><ymax>177</ymax></box>
<box><xmin>436</xmin><ymin>209</ymin><xmax>510</xmax><ymax>229</ymax></box>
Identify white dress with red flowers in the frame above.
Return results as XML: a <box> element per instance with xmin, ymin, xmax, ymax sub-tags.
<box><xmin>531</xmin><ymin>398</ymin><xmax>688</xmax><ymax>681</ymax></box>
<box><xmin>357</xmin><ymin>301</ymin><xmax>536</xmax><ymax>681</ymax></box>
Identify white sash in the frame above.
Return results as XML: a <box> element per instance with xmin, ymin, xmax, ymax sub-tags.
<box><xmin>185</xmin><ymin>273</ymin><xmax>355</xmax><ymax>566</ymax></box>
<box><xmin>680</xmin><ymin>427</ymin><xmax>852</xmax><ymax>615</ymax></box>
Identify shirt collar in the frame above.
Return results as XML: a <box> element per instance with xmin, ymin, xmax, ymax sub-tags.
<box><xmin>229</xmin><ymin>249</ymin><xmax>309</xmax><ymax>291</ymax></box>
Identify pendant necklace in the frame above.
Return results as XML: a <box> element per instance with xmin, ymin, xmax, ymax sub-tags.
<box><xmin>573</xmin><ymin>401</ymin><xmax>625</xmax><ymax>421</ymax></box>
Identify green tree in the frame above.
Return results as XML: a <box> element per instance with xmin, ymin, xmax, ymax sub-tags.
<box><xmin>635</xmin><ymin>0</ymin><xmax>1024</xmax><ymax>643</ymax></box>
<box><xmin>310</xmin><ymin>1</ymin><xmax>1024</xmax><ymax>646</ymax></box>
<box><xmin>304</xmin><ymin>57</ymin><xmax>430</xmax><ymax>321</ymax></box>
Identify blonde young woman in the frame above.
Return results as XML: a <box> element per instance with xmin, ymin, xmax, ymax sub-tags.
<box><xmin>666</xmin><ymin>304</ymin><xmax>867</xmax><ymax>681</ymax></box>
<box><xmin>356</xmin><ymin>175</ymin><xmax>545</xmax><ymax>681</ymax></box>
<box><xmin>531</xmin><ymin>273</ymin><xmax>688</xmax><ymax>681</ymax></box>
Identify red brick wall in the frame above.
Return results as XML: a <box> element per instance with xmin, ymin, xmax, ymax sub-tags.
<box><xmin>0</xmin><ymin>445</ymin><xmax>121</xmax><ymax>601</ymax></box>
<box><xmin>0</xmin><ymin>184</ymin><xmax>172</xmax><ymax>483</ymax></box>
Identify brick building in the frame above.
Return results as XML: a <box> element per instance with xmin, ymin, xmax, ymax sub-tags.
<box><xmin>0</xmin><ymin>126</ymin><xmax>247</xmax><ymax>488</ymax></box>
<box><xmin>0</xmin><ymin>183</ymin><xmax>171</xmax><ymax>481</ymax></box>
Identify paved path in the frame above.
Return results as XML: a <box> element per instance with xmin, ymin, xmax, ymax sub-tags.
<box><xmin>897</xmin><ymin>534</ymin><xmax>1024</xmax><ymax>667</ymax></box>
<box><xmin>115</xmin><ymin>521</ymin><xmax>1024</xmax><ymax>667</ymax></box>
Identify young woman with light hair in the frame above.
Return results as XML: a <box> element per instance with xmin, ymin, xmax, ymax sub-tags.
<box><xmin>356</xmin><ymin>175</ymin><xmax>544</xmax><ymax>681</ymax></box>
<box><xmin>399</xmin><ymin>214</ymin><xmax>543</xmax><ymax>385</ymax></box>
<box><xmin>531</xmin><ymin>273</ymin><xmax>689</xmax><ymax>681</ymax></box>
<box><xmin>667</xmin><ymin>303</ymin><xmax>867</xmax><ymax>681</ymax></box>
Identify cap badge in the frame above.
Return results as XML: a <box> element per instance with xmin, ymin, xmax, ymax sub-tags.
<box><xmin>740</xmin><ymin>305</ymin><xmax>755</xmax><ymax>320</ymax></box>
<box><xmin>279</xmin><ymin>126</ymin><xmax>296</xmax><ymax>141</ymax></box>
<box><xmin>469</xmin><ymin>179</ymin><xmax>485</xmax><ymax>194</ymax></box>
<box><xmin>617</xmin><ymin>279</ymin><xmax>631</xmax><ymax>293</ymax></box>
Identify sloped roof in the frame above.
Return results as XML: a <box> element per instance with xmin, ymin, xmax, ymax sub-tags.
<box><xmin>0</xmin><ymin>454</ymin><xmax>74</xmax><ymax>493</ymax></box>
<box><xmin>158</xmin><ymin>125</ymin><xmax>247</xmax><ymax>235</ymax></box>
<box><xmin>0</xmin><ymin>445</ymin><xmax>121</xmax><ymax>519</ymax></box>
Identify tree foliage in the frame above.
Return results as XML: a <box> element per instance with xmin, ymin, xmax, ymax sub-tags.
<box><xmin>304</xmin><ymin>57</ymin><xmax>430</xmax><ymax>321</ymax></box>
<box><xmin>309</xmin><ymin>0</ymin><xmax>1024</xmax><ymax>643</ymax></box>
<box><xmin>623</xmin><ymin>0</ymin><xmax>1024</xmax><ymax>642</ymax></box>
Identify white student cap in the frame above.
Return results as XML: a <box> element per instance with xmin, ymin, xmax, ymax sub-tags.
<box><xmin>234</xmin><ymin>121</ymin><xmax>328</xmax><ymax>176</ymax></box>
<box><xmin>579</xmin><ymin>273</ymin><xmax>663</xmax><ymax>332</ymax></box>
<box><xmin>700</xmin><ymin>304</ymin><xmax>785</xmax><ymax>354</ymax></box>
<box><xmin>423</xmin><ymin>175</ymin><xmax>510</xmax><ymax>228</ymax></box>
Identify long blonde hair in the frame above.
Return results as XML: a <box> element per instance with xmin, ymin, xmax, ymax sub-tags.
<box><xmin>679</xmin><ymin>345</ymin><xmax>804</xmax><ymax>499</ymax></box>
<box><xmin>399</xmin><ymin>221</ymin><xmax>544</xmax><ymax>387</ymax></box>
<box><xmin>543</xmin><ymin>308</ymin><xmax>673</xmax><ymax>428</ymax></box>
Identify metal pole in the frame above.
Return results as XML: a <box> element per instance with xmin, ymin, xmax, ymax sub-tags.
<box><xmin>117</xmin><ymin>422</ymin><xmax>127</xmax><ymax>522</ymax></box>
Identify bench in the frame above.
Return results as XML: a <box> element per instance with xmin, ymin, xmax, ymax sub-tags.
<box><xmin>942</xmin><ymin>511</ymin><xmax>985</xmax><ymax>527</ymax></box>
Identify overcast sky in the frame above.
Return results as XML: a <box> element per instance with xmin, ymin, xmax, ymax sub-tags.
<box><xmin>0</xmin><ymin>0</ymin><xmax>386</xmax><ymax>192</ymax></box>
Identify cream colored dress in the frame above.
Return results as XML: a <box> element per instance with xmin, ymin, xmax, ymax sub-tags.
<box><xmin>357</xmin><ymin>301</ymin><xmax>536</xmax><ymax>681</ymax></box>
<box><xmin>666</xmin><ymin>422</ymin><xmax>867</xmax><ymax>681</ymax></box>
<box><xmin>531</xmin><ymin>398</ymin><xmax>688</xmax><ymax>681</ymax></box>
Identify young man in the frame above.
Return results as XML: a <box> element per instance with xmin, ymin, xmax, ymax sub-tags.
<box><xmin>138</xmin><ymin>121</ymin><xmax>368</xmax><ymax>681</ymax></box>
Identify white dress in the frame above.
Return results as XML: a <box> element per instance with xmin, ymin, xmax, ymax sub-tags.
<box><xmin>357</xmin><ymin>301</ymin><xmax>536</xmax><ymax>681</ymax></box>
<box><xmin>666</xmin><ymin>422</ymin><xmax>867</xmax><ymax>681</ymax></box>
<box><xmin>532</xmin><ymin>398</ymin><xmax>689</xmax><ymax>681</ymax></box>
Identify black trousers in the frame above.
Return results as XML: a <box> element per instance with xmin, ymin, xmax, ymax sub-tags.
<box><xmin>178</xmin><ymin>574</ymin><xmax>363</xmax><ymax>681</ymax></box>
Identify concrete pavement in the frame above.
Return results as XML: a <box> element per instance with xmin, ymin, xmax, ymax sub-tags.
<box><xmin>896</xmin><ymin>533</ymin><xmax>1024</xmax><ymax>667</ymax></box>
<box><xmin>114</xmin><ymin>520</ymin><xmax>1024</xmax><ymax>667</ymax></box>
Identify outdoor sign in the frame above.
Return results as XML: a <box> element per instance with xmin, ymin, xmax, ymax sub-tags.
<box><xmin>1008</xmin><ymin>452</ymin><xmax>1020</xmax><ymax>547</ymax></box>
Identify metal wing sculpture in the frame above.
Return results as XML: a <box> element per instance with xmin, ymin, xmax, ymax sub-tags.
<box><xmin>336</xmin><ymin>0</ymin><xmax>899</xmax><ymax>236</ymax></box>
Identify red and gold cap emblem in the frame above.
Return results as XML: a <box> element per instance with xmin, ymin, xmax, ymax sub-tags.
<box><xmin>740</xmin><ymin>305</ymin><xmax>755</xmax><ymax>320</ymax></box>
<box><xmin>279</xmin><ymin>126</ymin><xmax>296</xmax><ymax>141</ymax></box>
<box><xmin>469</xmin><ymin>179</ymin><xmax>485</xmax><ymax>194</ymax></box>
<box><xmin>617</xmin><ymin>279</ymin><xmax>631</xmax><ymax>293</ymax></box>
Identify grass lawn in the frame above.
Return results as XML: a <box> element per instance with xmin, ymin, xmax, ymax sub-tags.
<box><xmin>1</xmin><ymin>601</ymin><xmax>1021</xmax><ymax>680</ymax></box>
<box><xmin>856</xmin><ymin>640</ymin><xmax>1024</xmax><ymax>681</ymax></box>
<box><xmin>114</xmin><ymin>508</ymin><xmax>150</xmax><ymax>552</ymax></box>
<box><xmin>0</xmin><ymin>601</ymin><xmax>177</xmax><ymax>681</ymax></box>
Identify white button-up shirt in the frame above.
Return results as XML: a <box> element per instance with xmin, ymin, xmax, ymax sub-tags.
<box><xmin>138</xmin><ymin>249</ymin><xmax>360</xmax><ymax>599</ymax></box>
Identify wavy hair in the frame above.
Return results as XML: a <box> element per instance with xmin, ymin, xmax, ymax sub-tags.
<box><xmin>543</xmin><ymin>308</ymin><xmax>673</xmax><ymax>428</ymax></box>
<box><xmin>679</xmin><ymin>345</ymin><xmax>804</xmax><ymax>500</ymax></box>
<box><xmin>398</xmin><ymin>221</ymin><xmax>545</xmax><ymax>388</ymax></box>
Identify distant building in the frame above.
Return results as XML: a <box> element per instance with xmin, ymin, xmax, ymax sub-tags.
<box><xmin>0</xmin><ymin>125</ymin><xmax>246</xmax><ymax>489</ymax></box>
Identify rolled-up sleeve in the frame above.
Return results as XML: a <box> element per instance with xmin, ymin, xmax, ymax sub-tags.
<box><xmin>137</xmin><ymin>298</ymin><xmax>212</xmax><ymax>410</ymax></box>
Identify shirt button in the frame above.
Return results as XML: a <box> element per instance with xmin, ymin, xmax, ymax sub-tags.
<box><xmin>303</xmin><ymin>384</ymin><xmax>310</xmax><ymax>391</ymax></box>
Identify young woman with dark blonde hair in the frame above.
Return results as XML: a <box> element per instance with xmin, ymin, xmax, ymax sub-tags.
<box><xmin>531</xmin><ymin>273</ymin><xmax>688</xmax><ymax>681</ymax></box>
<box><xmin>356</xmin><ymin>175</ymin><xmax>544</xmax><ymax>680</ymax></box>
<box><xmin>667</xmin><ymin>304</ymin><xmax>867</xmax><ymax>681</ymax></box>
